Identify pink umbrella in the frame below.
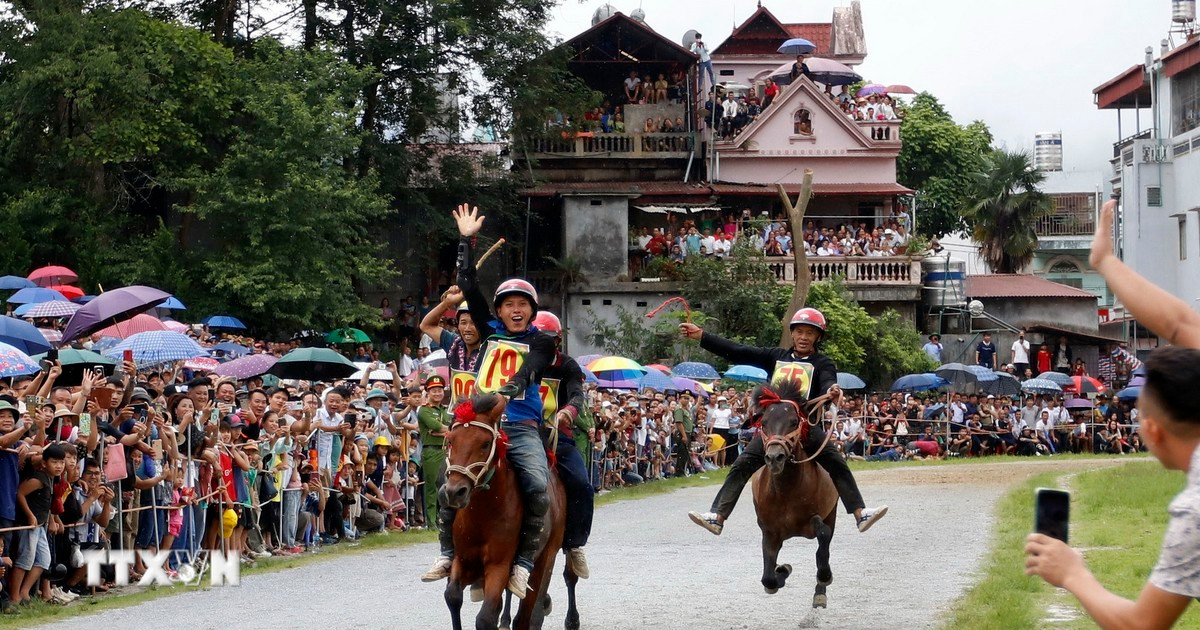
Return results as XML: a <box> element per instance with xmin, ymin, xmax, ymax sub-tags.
<box><xmin>96</xmin><ymin>314</ymin><xmax>168</xmax><ymax>339</ymax></box>
<box><xmin>162</xmin><ymin>320</ymin><xmax>190</xmax><ymax>333</ymax></box>
<box><xmin>38</xmin><ymin>328</ymin><xmax>62</xmax><ymax>343</ymax></box>
<box><xmin>27</xmin><ymin>265</ymin><xmax>78</xmax><ymax>288</ymax></box>
<box><xmin>885</xmin><ymin>84</ymin><xmax>916</xmax><ymax>94</ymax></box>
<box><xmin>183</xmin><ymin>357</ymin><xmax>220</xmax><ymax>372</ymax></box>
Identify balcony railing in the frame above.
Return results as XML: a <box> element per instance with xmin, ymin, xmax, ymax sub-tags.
<box><xmin>856</xmin><ymin>120</ymin><xmax>901</xmax><ymax>144</ymax></box>
<box><xmin>1037</xmin><ymin>211</ymin><xmax>1096</xmax><ymax>236</ymax></box>
<box><xmin>758</xmin><ymin>256</ymin><xmax>922</xmax><ymax>286</ymax></box>
<box><xmin>525</xmin><ymin>132</ymin><xmax>693</xmax><ymax>158</ymax></box>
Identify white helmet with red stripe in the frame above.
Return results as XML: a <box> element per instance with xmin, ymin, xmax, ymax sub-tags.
<box><xmin>532</xmin><ymin>312</ymin><xmax>561</xmax><ymax>336</ymax></box>
<box><xmin>493</xmin><ymin>278</ymin><xmax>539</xmax><ymax>314</ymax></box>
<box><xmin>789</xmin><ymin>307</ymin><xmax>827</xmax><ymax>335</ymax></box>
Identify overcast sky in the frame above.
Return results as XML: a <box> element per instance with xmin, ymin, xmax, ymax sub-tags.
<box><xmin>547</xmin><ymin>0</ymin><xmax>1177</xmax><ymax>173</ymax></box>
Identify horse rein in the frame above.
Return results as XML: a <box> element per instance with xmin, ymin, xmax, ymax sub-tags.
<box><xmin>445</xmin><ymin>420</ymin><xmax>500</xmax><ymax>487</ymax></box>
<box><xmin>759</xmin><ymin>390</ymin><xmax>839</xmax><ymax>465</ymax></box>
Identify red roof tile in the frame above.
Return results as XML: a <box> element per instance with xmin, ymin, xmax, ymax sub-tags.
<box><xmin>712</xmin><ymin>6</ymin><xmax>831</xmax><ymax>56</ymax></box>
<box><xmin>521</xmin><ymin>181</ymin><xmax>911</xmax><ymax>198</ymax></box>
<box><xmin>783</xmin><ymin>23</ymin><xmax>832</xmax><ymax>55</ymax></box>
<box><xmin>965</xmin><ymin>274</ymin><xmax>1098</xmax><ymax>300</ymax></box>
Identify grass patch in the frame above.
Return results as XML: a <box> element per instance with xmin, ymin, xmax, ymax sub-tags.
<box><xmin>944</xmin><ymin>460</ymin><xmax>1200</xmax><ymax>629</ymax></box>
<box><xmin>596</xmin><ymin>468</ymin><xmax>728</xmax><ymax>507</ymax></box>
<box><xmin>847</xmin><ymin>452</ymin><xmax>1150</xmax><ymax>472</ymax></box>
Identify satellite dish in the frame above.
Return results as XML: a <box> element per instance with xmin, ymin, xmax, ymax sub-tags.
<box><xmin>592</xmin><ymin>4</ymin><xmax>617</xmax><ymax>25</ymax></box>
<box><xmin>968</xmin><ymin>300</ymin><xmax>985</xmax><ymax>317</ymax></box>
<box><xmin>631</xmin><ymin>7</ymin><xmax>646</xmax><ymax>21</ymax></box>
<box><xmin>682</xmin><ymin>29</ymin><xmax>699</xmax><ymax>48</ymax></box>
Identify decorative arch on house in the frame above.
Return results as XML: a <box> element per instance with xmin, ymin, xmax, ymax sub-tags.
<box><xmin>793</xmin><ymin>107</ymin><xmax>813</xmax><ymax>135</ymax></box>
<box><xmin>1045</xmin><ymin>256</ymin><xmax>1083</xmax><ymax>274</ymax></box>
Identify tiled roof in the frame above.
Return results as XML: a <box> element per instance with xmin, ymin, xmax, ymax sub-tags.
<box><xmin>783</xmin><ymin>23</ymin><xmax>832</xmax><ymax>55</ymax></box>
<box><xmin>712</xmin><ymin>6</ymin><xmax>832</xmax><ymax>56</ymax></box>
<box><xmin>521</xmin><ymin>181</ymin><xmax>912</xmax><ymax>198</ymax></box>
<box><xmin>965</xmin><ymin>274</ymin><xmax>1098</xmax><ymax>299</ymax></box>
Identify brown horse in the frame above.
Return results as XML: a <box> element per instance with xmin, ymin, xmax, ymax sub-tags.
<box><xmin>750</xmin><ymin>380</ymin><xmax>839</xmax><ymax>608</ymax></box>
<box><xmin>440</xmin><ymin>393</ymin><xmax>568</xmax><ymax>630</ymax></box>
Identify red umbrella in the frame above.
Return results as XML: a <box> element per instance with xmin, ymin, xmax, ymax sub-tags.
<box><xmin>47</xmin><ymin>285</ymin><xmax>84</xmax><ymax>300</ymax></box>
<box><xmin>645</xmin><ymin>363</ymin><xmax>672</xmax><ymax>374</ymax></box>
<box><xmin>885</xmin><ymin>84</ymin><xmax>916</xmax><ymax>95</ymax></box>
<box><xmin>1066</xmin><ymin>375</ymin><xmax>1105</xmax><ymax>394</ymax></box>
<box><xmin>96</xmin><ymin>314</ymin><xmax>168</xmax><ymax>339</ymax></box>
<box><xmin>27</xmin><ymin>265</ymin><xmax>78</xmax><ymax>288</ymax></box>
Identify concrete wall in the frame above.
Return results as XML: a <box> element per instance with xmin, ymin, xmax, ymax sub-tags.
<box><xmin>719</xmin><ymin>155</ymin><xmax>896</xmax><ymax>187</ymax></box>
<box><xmin>563</xmin><ymin>283</ymin><xmax>684</xmax><ymax>356</ymax></box>
<box><xmin>562</xmin><ymin>196</ymin><xmax>631</xmax><ymax>284</ymax></box>
<box><xmin>933</xmin><ymin>295</ymin><xmax>1100</xmax><ymax>372</ymax></box>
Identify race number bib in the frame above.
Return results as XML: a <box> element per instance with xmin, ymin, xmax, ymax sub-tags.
<box><xmin>772</xmin><ymin>361</ymin><xmax>814</xmax><ymax>399</ymax></box>
<box><xmin>477</xmin><ymin>339</ymin><xmax>528</xmax><ymax>398</ymax></box>
<box><xmin>449</xmin><ymin>369</ymin><xmax>477</xmax><ymax>410</ymax></box>
<box><xmin>540</xmin><ymin>377</ymin><xmax>561</xmax><ymax>424</ymax></box>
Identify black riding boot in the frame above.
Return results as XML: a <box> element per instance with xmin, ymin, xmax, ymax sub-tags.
<box><xmin>437</xmin><ymin>503</ymin><xmax>457</xmax><ymax>557</ymax></box>
<box><xmin>515</xmin><ymin>489</ymin><xmax>550</xmax><ymax>570</ymax></box>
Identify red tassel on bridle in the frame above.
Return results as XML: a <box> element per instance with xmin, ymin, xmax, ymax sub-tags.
<box><xmin>453</xmin><ymin>400</ymin><xmax>477</xmax><ymax>425</ymax></box>
<box><xmin>756</xmin><ymin>386</ymin><xmax>809</xmax><ymax>444</ymax></box>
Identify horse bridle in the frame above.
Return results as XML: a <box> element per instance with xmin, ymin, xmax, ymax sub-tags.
<box><xmin>758</xmin><ymin>390</ymin><xmax>838</xmax><ymax>465</ymax></box>
<box><xmin>444</xmin><ymin>420</ymin><xmax>500</xmax><ymax>487</ymax></box>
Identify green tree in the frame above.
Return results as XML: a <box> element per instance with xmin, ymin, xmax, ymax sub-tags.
<box><xmin>897</xmin><ymin>93</ymin><xmax>993</xmax><ymax>237</ymax></box>
<box><xmin>962</xmin><ymin>149</ymin><xmax>1054</xmax><ymax>274</ymax></box>
<box><xmin>680</xmin><ymin>240</ymin><xmax>781</xmax><ymax>348</ymax></box>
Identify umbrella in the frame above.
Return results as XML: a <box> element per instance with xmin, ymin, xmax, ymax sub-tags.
<box><xmin>576</xmin><ymin>354</ymin><xmax>604</xmax><ymax>368</ymax></box>
<box><xmin>777</xmin><ymin>37</ymin><xmax>816</xmax><ymax>55</ymax></box>
<box><xmin>60</xmin><ymin>285</ymin><xmax>172</xmax><ymax>343</ymax></box>
<box><xmin>37</xmin><ymin>329</ymin><xmax>61</xmax><ymax>344</ymax></box>
<box><xmin>0</xmin><ymin>342</ymin><xmax>40</xmax><ymax>377</ymax></box>
<box><xmin>0</xmin><ymin>276</ymin><xmax>35</xmax><ymax>290</ymax></box>
<box><xmin>350</xmin><ymin>363</ymin><xmax>394</xmax><ymax>383</ymax></box>
<box><xmin>209</xmin><ymin>341</ymin><xmax>250</xmax><ymax>358</ymax></box>
<box><xmin>213</xmin><ymin>354</ymin><xmax>279</xmax><ymax>380</ymax></box>
<box><xmin>638</xmin><ymin>369</ymin><xmax>676</xmax><ymax>392</ymax></box>
<box><xmin>159</xmin><ymin>296</ymin><xmax>186</xmax><ymax>310</ymax></box>
<box><xmin>104</xmin><ymin>331</ymin><xmax>207</xmax><ymax>369</ymax></box>
<box><xmin>183</xmin><ymin>357</ymin><xmax>220</xmax><ymax>372</ymax></box>
<box><xmin>596</xmin><ymin>377</ymin><xmax>639</xmax><ymax>390</ymax></box>
<box><xmin>923</xmin><ymin>403</ymin><xmax>946</xmax><ymax>419</ymax></box>
<box><xmin>886</xmin><ymin>84</ymin><xmax>916</xmax><ymax>95</ymax></box>
<box><xmin>24</xmin><ymin>301</ymin><xmax>81</xmax><ymax>319</ymax></box>
<box><xmin>725</xmin><ymin>364</ymin><xmax>769</xmax><ymax>383</ymax></box>
<box><xmin>1063</xmin><ymin>398</ymin><xmax>1093</xmax><ymax>410</ymax></box>
<box><xmin>47</xmin><ymin>285</ymin><xmax>84</xmax><ymax>300</ymax></box>
<box><xmin>983</xmin><ymin>371</ymin><xmax>1021</xmax><ymax>396</ymax></box>
<box><xmin>0</xmin><ymin>316</ymin><xmax>51</xmax><ymax>354</ymax></box>
<box><xmin>419</xmin><ymin>349</ymin><xmax>450</xmax><ymax>383</ymax></box>
<box><xmin>582</xmin><ymin>368</ymin><xmax>599</xmax><ymax>385</ymax></box>
<box><xmin>855</xmin><ymin>83</ymin><xmax>887</xmax><ymax>97</ymax></box>
<box><xmin>1131</xmin><ymin>366</ymin><xmax>1147</xmax><ymax>378</ymax></box>
<box><xmin>587</xmin><ymin>357</ymin><xmax>646</xmax><ymax>382</ymax></box>
<box><xmin>671</xmin><ymin>377</ymin><xmax>708</xmax><ymax>397</ymax></box>
<box><xmin>8</xmin><ymin>287</ymin><xmax>68</xmax><ymax>305</ymax></box>
<box><xmin>1116</xmin><ymin>386</ymin><xmax>1140</xmax><ymax>401</ymax></box>
<box><xmin>1126</xmin><ymin>375</ymin><xmax>1146</xmax><ymax>388</ymax></box>
<box><xmin>326</xmin><ymin>328</ymin><xmax>371</xmax><ymax>344</ymax></box>
<box><xmin>769</xmin><ymin>58</ymin><xmax>861</xmax><ymax>86</ymax></box>
<box><xmin>96</xmin><ymin>314</ymin><xmax>168</xmax><ymax>339</ymax></box>
<box><xmin>268</xmin><ymin>347</ymin><xmax>357</xmax><ymax>381</ymax></box>
<box><xmin>644</xmin><ymin>363</ymin><xmax>672</xmax><ymax>374</ymax></box>
<box><xmin>203</xmin><ymin>315</ymin><xmax>247</xmax><ymax>330</ymax></box>
<box><xmin>890</xmin><ymin>373</ymin><xmax>949</xmax><ymax>392</ymax></box>
<box><xmin>72</xmin><ymin>295</ymin><xmax>96</xmax><ymax>304</ymax></box>
<box><xmin>162</xmin><ymin>320</ymin><xmax>190</xmax><ymax>333</ymax></box>
<box><xmin>935</xmin><ymin>363</ymin><xmax>981</xmax><ymax>388</ymax></box>
<box><xmin>836</xmin><ymin>372</ymin><xmax>867</xmax><ymax>390</ymax></box>
<box><xmin>31</xmin><ymin>348</ymin><xmax>115</xmax><ymax>385</ymax></box>
<box><xmin>27</xmin><ymin>265</ymin><xmax>77</xmax><ymax>287</ymax></box>
<box><xmin>1066</xmin><ymin>375</ymin><xmax>1105</xmax><ymax>394</ymax></box>
<box><xmin>673</xmin><ymin>361</ymin><xmax>720</xmax><ymax>380</ymax></box>
<box><xmin>1021</xmin><ymin>378</ymin><xmax>1063</xmax><ymax>395</ymax></box>
<box><xmin>1037</xmin><ymin>371</ymin><xmax>1074</xmax><ymax>386</ymax></box>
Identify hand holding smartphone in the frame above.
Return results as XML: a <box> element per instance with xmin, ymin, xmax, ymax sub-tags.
<box><xmin>1034</xmin><ymin>488</ymin><xmax>1070</xmax><ymax>543</ymax></box>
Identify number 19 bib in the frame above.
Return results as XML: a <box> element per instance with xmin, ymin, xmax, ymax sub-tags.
<box><xmin>771</xmin><ymin>361</ymin><xmax>814</xmax><ymax>399</ymax></box>
<box><xmin>477</xmin><ymin>339</ymin><xmax>528</xmax><ymax>398</ymax></box>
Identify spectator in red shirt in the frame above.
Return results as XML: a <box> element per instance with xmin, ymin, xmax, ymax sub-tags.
<box><xmin>763</xmin><ymin>78</ymin><xmax>779</xmax><ymax>109</ymax></box>
<box><xmin>646</xmin><ymin>228</ymin><xmax>668</xmax><ymax>257</ymax></box>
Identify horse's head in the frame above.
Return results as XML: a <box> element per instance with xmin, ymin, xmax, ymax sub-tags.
<box><xmin>440</xmin><ymin>392</ymin><xmax>508</xmax><ymax>510</ymax></box>
<box><xmin>752</xmin><ymin>381</ymin><xmax>809</xmax><ymax>477</ymax></box>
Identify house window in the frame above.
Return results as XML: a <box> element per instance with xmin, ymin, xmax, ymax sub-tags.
<box><xmin>719</xmin><ymin>69</ymin><xmax>735</xmax><ymax>76</ymax></box>
<box><xmin>1172</xmin><ymin>65</ymin><xmax>1200</xmax><ymax>136</ymax></box>
<box><xmin>1180</xmin><ymin>217</ymin><xmax>1187</xmax><ymax>260</ymax></box>
<box><xmin>1148</xmin><ymin>186</ymin><xmax>1163</xmax><ymax>207</ymax></box>
<box><xmin>792</xmin><ymin>109</ymin><xmax>813</xmax><ymax>135</ymax></box>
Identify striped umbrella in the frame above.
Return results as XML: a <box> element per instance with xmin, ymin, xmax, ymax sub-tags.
<box><xmin>1066</xmin><ymin>375</ymin><xmax>1105</xmax><ymax>394</ymax></box>
<box><xmin>1037</xmin><ymin>371</ymin><xmax>1074</xmax><ymax>386</ymax></box>
<box><xmin>213</xmin><ymin>353</ymin><xmax>278</xmax><ymax>380</ymax></box>
<box><xmin>587</xmin><ymin>356</ymin><xmax>646</xmax><ymax>382</ymax></box>
<box><xmin>103</xmin><ymin>331</ymin><xmax>207</xmax><ymax>369</ymax></box>
<box><xmin>37</xmin><ymin>328</ymin><xmax>62</xmax><ymax>344</ymax></box>
<box><xmin>24</xmin><ymin>301</ymin><xmax>81</xmax><ymax>319</ymax></box>
<box><xmin>162</xmin><ymin>320</ymin><xmax>190</xmax><ymax>333</ymax></box>
<box><xmin>96</xmin><ymin>314</ymin><xmax>168</xmax><ymax>339</ymax></box>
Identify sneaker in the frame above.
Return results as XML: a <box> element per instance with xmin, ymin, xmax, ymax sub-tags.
<box><xmin>566</xmin><ymin>547</ymin><xmax>590</xmax><ymax>579</ymax></box>
<box><xmin>51</xmin><ymin>587</ymin><xmax>78</xmax><ymax>602</ymax></box>
<box><xmin>48</xmin><ymin>588</ymin><xmax>73</xmax><ymax>605</ymax></box>
<box><xmin>508</xmin><ymin>565</ymin><xmax>531</xmax><ymax>599</ymax></box>
<box><xmin>285</xmin><ymin>546</ymin><xmax>303</xmax><ymax>555</ymax></box>
<box><xmin>857</xmin><ymin>506</ymin><xmax>889</xmax><ymax>533</ymax></box>
<box><xmin>421</xmin><ymin>555</ymin><xmax>453</xmax><ymax>582</ymax></box>
<box><xmin>688</xmin><ymin>511</ymin><xmax>723</xmax><ymax>535</ymax></box>
<box><xmin>256</xmin><ymin>549</ymin><xmax>272</xmax><ymax>558</ymax></box>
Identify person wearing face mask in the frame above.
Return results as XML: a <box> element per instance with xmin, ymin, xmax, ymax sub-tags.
<box><xmin>680</xmin><ymin>308</ymin><xmax>888</xmax><ymax>535</ymax></box>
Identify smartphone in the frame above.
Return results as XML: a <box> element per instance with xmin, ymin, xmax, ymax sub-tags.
<box><xmin>92</xmin><ymin>365</ymin><xmax>104</xmax><ymax>377</ymax></box>
<box><xmin>1035</xmin><ymin>488</ymin><xmax>1070</xmax><ymax>543</ymax></box>
<box><xmin>23</xmin><ymin>395</ymin><xmax>40</xmax><ymax>408</ymax></box>
<box><xmin>123</xmin><ymin>349</ymin><xmax>134</xmax><ymax>364</ymax></box>
<box><xmin>399</xmin><ymin>387</ymin><xmax>409</xmax><ymax>397</ymax></box>
<box><xmin>208</xmin><ymin>408</ymin><xmax>220</xmax><ymax>427</ymax></box>
<box><xmin>137</xmin><ymin>407</ymin><xmax>148</xmax><ymax>422</ymax></box>
<box><xmin>78</xmin><ymin>413</ymin><xmax>92</xmax><ymax>437</ymax></box>
<box><xmin>288</xmin><ymin>400</ymin><xmax>303</xmax><ymax>412</ymax></box>
<box><xmin>46</xmin><ymin>348</ymin><xmax>58</xmax><ymax>363</ymax></box>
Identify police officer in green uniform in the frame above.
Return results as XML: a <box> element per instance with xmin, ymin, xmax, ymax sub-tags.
<box><xmin>417</xmin><ymin>375</ymin><xmax>450</xmax><ymax>530</ymax></box>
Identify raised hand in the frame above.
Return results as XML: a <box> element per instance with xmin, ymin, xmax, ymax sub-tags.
<box><xmin>442</xmin><ymin>285</ymin><xmax>464</xmax><ymax>305</ymax></box>
<box><xmin>453</xmin><ymin>203</ymin><xmax>485</xmax><ymax>238</ymax></box>
<box><xmin>679</xmin><ymin>323</ymin><xmax>703</xmax><ymax>341</ymax></box>
<box><xmin>1089</xmin><ymin>199</ymin><xmax>1116</xmax><ymax>269</ymax></box>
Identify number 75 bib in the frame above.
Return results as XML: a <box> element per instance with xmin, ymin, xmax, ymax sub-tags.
<box><xmin>771</xmin><ymin>361</ymin><xmax>814</xmax><ymax>399</ymax></box>
<box><xmin>477</xmin><ymin>339</ymin><xmax>528</xmax><ymax>399</ymax></box>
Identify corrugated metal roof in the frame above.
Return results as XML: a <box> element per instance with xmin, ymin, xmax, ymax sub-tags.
<box><xmin>966</xmin><ymin>274</ymin><xmax>1098</xmax><ymax>299</ymax></box>
<box><xmin>521</xmin><ymin>181</ymin><xmax>912</xmax><ymax>198</ymax></box>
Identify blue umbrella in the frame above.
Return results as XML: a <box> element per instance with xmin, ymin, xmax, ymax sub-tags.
<box><xmin>984</xmin><ymin>371</ymin><xmax>1021</xmax><ymax>396</ymax></box>
<box><xmin>1131</xmin><ymin>365</ymin><xmax>1147</xmax><ymax>378</ymax></box>
<box><xmin>725</xmin><ymin>364</ymin><xmax>769</xmax><ymax>383</ymax></box>
<box><xmin>0</xmin><ymin>316</ymin><xmax>51</xmax><ymax>354</ymax></box>
<box><xmin>8</xmin><ymin>287</ymin><xmax>68</xmax><ymax>305</ymax></box>
<box><xmin>203</xmin><ymin>315</ymin><xmax>246</xmax><ymax>330</ymax></box>
<box><xmin>935</xmin><ymin>362</ymin><xmax>981</xmax><ymax>388</ymax></box>
<box><xmin>890</xmin><ymin>373</ymin><xmax>949</xmax><ymax>392</ymax></box>
<box><xmin>160</xmin><ymin>296</ymin><xmax>186</xmax><ymax>310</ymax></box>
<box><xmin>72</xmin><ymin>295</ymin><xmax>97</xmax><ymax>304</ymax></box>
<box><xmin>0</xmin><ymin>276</ymin><xmax>35</xmax><ymax>290</ymax></box>
<box><xmin>638</xmin><ymin>369</ymin><xmax>676</xmax><ymax>392</ymax></box>
<box><xmin>103</xmin><ymin>331</ymin><xmax>207</xmax><ymax>369</ymax></box>
<box><xmin>836</xmin><ymin>372</ymin><xmax>867</xmax><ymax>390</ymax></box>
<box><xmin>777</xmin><ymin>37</ymin><xmax>816</xmax><ymax>55</ymax></box>
<box><xmin>1037</xmin><ymin>371</ymin><xmax>1074</xmax><ymax>386</ymax></box>
<box><xmin>210</xmin><ymin>341</ymin><xmax>250</xmax><ymax>358</ymax></box>
<box><xmin>90</xmin><ymin>336</ymin><xmax>121</xmax><ymax>353</ymax></box>
<box><xmin>923</xmin><ymin>403</ymin><xmax>946</xmax><ymax>419</ymax></box>
<box><xmin>1116</xmin><ymin>386</ymin><xmax>1140</xmax><ymax>401</ymax></box>
<box><xmin>0</xmin><ymin>341</ymin><xmax>40</xmax><ymax>377</ymax></box>
<box><xmin>1021</xmin><ymin>378</ymin><xmax>1063</xmax><ymax>395</ymax></box>
<box><xmin>582</xmin><ymin>367</ymin><xmax>599</xmax><ymax>385</ymax></box>
<box><xmin>673</xmin><ymin>361</ymin><xmax>720</xmax><ymax>380</ymax></box>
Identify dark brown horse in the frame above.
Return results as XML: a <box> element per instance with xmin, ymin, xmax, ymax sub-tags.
<box><xmin>750</xmin><ymin>381</ymin><xmax>839</xmax><ymax>608</ymax></box>
<box><xmin>440</xmin><ymin>393</ymin><xmax>569</xmax><ymax>630</ymax></box>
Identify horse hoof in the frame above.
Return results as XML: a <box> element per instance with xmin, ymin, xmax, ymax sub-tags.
<box><xmin>776</xmin><ymin>564</ymin><xmax>792</xmax><ymax>579</ymax></box>
<box><xmin>542</xmin><ymin>594</ymin><xmax>553</xmax><ymax>615</ymax></box>
<box><xmin>764</xmin><ymin>586</ymin><xmax>779</xmax><ymax>595</ymax></box>
<box><xmin>813</xmin><ymin>594</ymin><xmax>827</xmax><ymax>609</ymax></box>
<box><xmin>470</xmin><ymin>584</ymin><xmax>484</xmax><ymax>603</ymax></box>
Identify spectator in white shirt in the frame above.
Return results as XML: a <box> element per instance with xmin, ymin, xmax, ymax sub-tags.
<box><xmin>1011</xmin><ymin>330</ymin><xmax>1031</xmax><ymax>376</ymax></box>
<box><xmin>713</xmin><ymin>234</ymin><xmax>732</xmax><ymax>258</ymax></box>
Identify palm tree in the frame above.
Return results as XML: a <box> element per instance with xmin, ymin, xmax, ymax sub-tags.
<box><xmin>962</xmin><ymin>150</ymin><xmax>1054</xmax><ymax>273</ymax></box>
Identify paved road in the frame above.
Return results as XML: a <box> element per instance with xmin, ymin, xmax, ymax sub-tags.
<box><xmin>37</xmin><ymin>465</ymin><xmax>1031</xmax><ymax>630</ymax></box>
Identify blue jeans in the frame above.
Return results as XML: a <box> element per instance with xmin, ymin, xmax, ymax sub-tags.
<box><xmin>555</xmin><ymin>439</ymin><xmax>594</xmax><ymax>550</ymax></box>
<box><xmin>504</xmin><ymin>422</ymin><xmax>549</xmax><ymax>496</ymax></box>
<box><xmin>282</xmin><ymin>488</ymin><xmax>301</xmax><ymax>547</ymax></box>
<box><xmin>699</xmin><ymin>60</ymin><xmax>715</xmax><ymax>92</ymax></box>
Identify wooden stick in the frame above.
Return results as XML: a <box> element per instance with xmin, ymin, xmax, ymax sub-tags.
<box><xmin>475</xmin><ymin>237</ymin><xmax>506</xmax><ymax>270</ymax></box>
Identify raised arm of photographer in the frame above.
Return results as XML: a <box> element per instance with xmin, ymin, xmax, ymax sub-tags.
<box><xmin>1091</xmin><ymin>199</ymin><xmax>1200</xmax><ymax>348</ymax></box>
<box><xmin>420</xmin><ymin>286</ymin><xmax>464</xmax><ymax>343</ymax></box>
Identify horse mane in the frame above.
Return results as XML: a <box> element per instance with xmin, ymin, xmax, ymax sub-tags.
<box><xmin>453</xmin><ymin>392</ymin><xmax>504</xmax><ymax>425</ymax></box>
<box><xmin>752</xmin><ymin>378</ymin><xmax>808</xmax><ymax>413</ymax></box>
